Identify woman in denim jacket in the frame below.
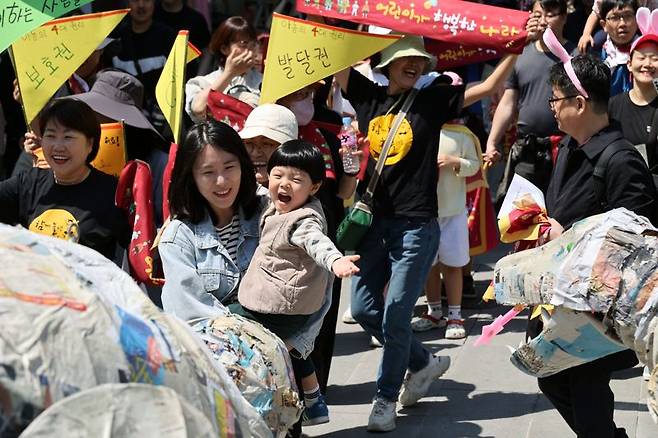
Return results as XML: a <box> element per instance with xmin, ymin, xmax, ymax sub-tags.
<box><xmin>159</xmin><ymin>118</ymin><xmax>331</xmax><ymax>359</ymax></box>
<box><xmin>160</xmin><ymin>120</ymin><xmax>265</xmax><ymax>321</ymax></box>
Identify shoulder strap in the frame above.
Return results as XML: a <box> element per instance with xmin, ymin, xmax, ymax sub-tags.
<box><xmin>592</xmin><ymin>139</ymin><xmax>633</xmax><ymax>210</ymax></box>
<box><xmin>363</xmin><ymin>88</ymin><xmax>419</xmax><ymax>204</ymax></box>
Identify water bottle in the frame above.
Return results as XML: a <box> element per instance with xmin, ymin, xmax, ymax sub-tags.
<box><xmin>339</xmin><ymin>116</ymin><xmax>360</xmax><ymax>174</ymax></box>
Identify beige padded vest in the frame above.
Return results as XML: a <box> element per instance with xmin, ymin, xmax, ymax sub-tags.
<box><xmin>238</xmin><ymin>198</ymin><xmax>329</xmax><ymax>315</ymax></box>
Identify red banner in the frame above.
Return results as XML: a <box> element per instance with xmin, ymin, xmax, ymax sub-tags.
<box><xmin>425</xmin><ymin>38</ymin><xmax>505</xmax><ymax>70</ymax></box>
<box><xmin>297</xmin><ymin>0</ymin><xmax>529</xmax><ymax>65</ymax></box>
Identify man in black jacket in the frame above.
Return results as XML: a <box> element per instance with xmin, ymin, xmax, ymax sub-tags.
<box><xmin>538</xmin><ymin>54</ymin><xmax>656</xmax><ymax>438</ymax></box>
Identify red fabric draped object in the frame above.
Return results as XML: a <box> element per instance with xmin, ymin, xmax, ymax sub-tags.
<box><xmin>206</xmin><ymin>90</ymin><xmax>254</xmax><ymax>131</ymax></box>
<box><xmin>116</xmin><ymin>160</ymin><xmax>164</xmax><ymax>286</ymax></box>
<box><xmin>162</xmin><ymin>142</ymin><xmax>178</xmax><ymax>221</ymax></box>
<box><xmin>466</xmin><ymin>166</ymin><xmax>498</xmax><ymax>256</ymax></box>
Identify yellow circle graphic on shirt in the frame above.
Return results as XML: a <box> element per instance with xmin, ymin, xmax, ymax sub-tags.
<box><xmin>29</xmin><ymin>209</ymin><xmax>79</xmax><ymax>242</ymax></box>
<box><xmin>367</xmin><ymin>114</ymin><xmax>413</xmax><ymax>165</ymax></box>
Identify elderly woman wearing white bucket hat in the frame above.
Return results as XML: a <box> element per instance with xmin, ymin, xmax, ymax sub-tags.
<box><xmin>333</xmin><ymin>33</ymin><xmax>529</xmax><ymax>432</ymax></box>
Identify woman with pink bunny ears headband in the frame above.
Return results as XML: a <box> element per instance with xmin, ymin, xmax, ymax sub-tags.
<box><xmin>608</xmin><ymin>6</ymin><xmax>658</xmax><ymax>170</ymax></box>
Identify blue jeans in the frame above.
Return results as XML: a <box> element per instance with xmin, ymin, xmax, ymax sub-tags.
<box><xmin>351</xmin><ymin>216</ymin><xmax>440</xmax><ymax>401</ymax></box>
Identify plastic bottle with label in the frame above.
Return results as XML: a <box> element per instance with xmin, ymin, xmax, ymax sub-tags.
<box><xmin>339</xmin><ymin>116</ymin><xmax>360</xmax><ymax>174</ymax></box>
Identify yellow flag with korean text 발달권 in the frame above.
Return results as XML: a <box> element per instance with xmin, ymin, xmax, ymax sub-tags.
<box><xmin>11</xmin><ymin>9</ymin><xmax>128</xmax><ymax>124</ymax></box>
<box><xmin>260</xmin><ymin>14</ymin><xmax>401</xmax><ymax>104</ymax></box>
<box><xmin>155</xmin><ymin>30</ymin><xmax>201</xmax><ymax>143</ymax></box>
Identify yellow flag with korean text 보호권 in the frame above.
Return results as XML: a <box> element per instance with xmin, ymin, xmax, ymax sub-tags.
<box><xmin>260</xmin><ymin>13</ymin><xmax>401</xmax><ymax>104</ymax></box>
<box><xmin>155</xmin><ymin>30</ymin><xmax>201</xmax><ymax>143</ymax></box>
<box><xmin>11</xmin><ymin>9</ymin><xmax>128</xmax><ymax>124</ymax></box>
<box><xmin>0</xmin><ymin>0</ymin><xmax>95</xmax><ymax>54</ymax></box>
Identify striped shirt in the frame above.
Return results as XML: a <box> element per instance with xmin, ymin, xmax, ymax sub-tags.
<box><xmin>216</xmin><ymin>215</ymin><xmax>240</xmax><ymax>264</ymax></box>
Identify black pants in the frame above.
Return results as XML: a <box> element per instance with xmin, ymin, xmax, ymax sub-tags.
<box><xmin>537</xmin><ymin>351</ymin><xmax>637</xmax><ymax>438</ymax></box>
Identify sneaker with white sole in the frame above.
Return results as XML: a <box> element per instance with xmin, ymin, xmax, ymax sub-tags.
<box><xmin>342</xmin><ymin>308</ymin><xmax>358</xmax><ymax>324</ymax></box>
<box><xmin>445</xmin><ymin>319</ymin><xmax>466</xmax><ymax>339</ymax></box>
<box><xmin>367</xmin><ymin>396</ymin><xmax>396</xmax><ymax>432</ymax></box>
<box><xmin>411</xmin><ymin>314</ymin><xmax>447</xmax><ymax>332</ymax></box>
<box><xmin>399</xmin><ymin>355</ymin><xmax>450</xmax><ymax>407</ymax></box>
<box><xmin>301</xmin><ymin>394</ymin><xmax>330</xmax><ymax>426</ymax></box>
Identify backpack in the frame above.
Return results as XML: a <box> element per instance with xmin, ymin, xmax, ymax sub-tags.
<box><xmin>592</xmin><ymin>139</ymin><xmax>658</xmax><ymax>222</ymax></box>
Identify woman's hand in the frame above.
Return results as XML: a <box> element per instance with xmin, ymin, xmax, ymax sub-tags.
<box><xmin>483</xmin><ymin>145</ymin><xmax>502</xmax><ymax>164</ymax></box>
<box><xmin>23</xmin><ymin>131</ymin><xmax>41</xmax><ymax>154</ymax></box>
<box><xmin>546</xmin><ymin>217</ymin><xmax>564</xmax><ymax>241</ymax></box>
<box><xmin>224</xmin><ymin>47</ymin><xmax>256</xmax><ymax>77</ymax></box>
<box><xmin>24</xmin><ymin>132</ymin><xmax>49</xmax><ymax>169</ymax></box>
<box><xmin>332</xmin><ymin>255</ymin><xmax>360</xmax><ymax>278</ymax></box>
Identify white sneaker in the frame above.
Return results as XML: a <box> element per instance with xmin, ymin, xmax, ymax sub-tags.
<box><xmin>445</xmin><ymin>320</ymin><xmax>466</xmax><ymax>339</ymax></box>
<box><xmin>367</xmin><ymin>396</ymin><xmax>396</xmax><ymax>432</ymax></box>
<box><xmin>342</xmin><ymin>308</ymin><xmax>357</xmax><ymax>324</ymax></box>
<box><xmin>399</xmin><ymin>355</ymin><xmax>450</xmax><ymax>407</ymax></box>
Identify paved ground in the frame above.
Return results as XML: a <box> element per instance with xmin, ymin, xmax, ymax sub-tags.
<box><xmin>304</xmin><ymin>245</ymin><xmax>655</xmax><ymax>438</ymax></box>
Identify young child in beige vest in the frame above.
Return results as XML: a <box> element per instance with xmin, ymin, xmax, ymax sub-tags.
<box><xmin>232</xmin><ymin>139</ymin><xmax>359</xmax><ymax>426</ymax></box>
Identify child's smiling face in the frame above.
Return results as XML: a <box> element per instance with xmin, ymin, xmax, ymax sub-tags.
<box><xmin>268</xmin><ymin>166</ymin><xmax>321</xmax><ymax>213</ymax></box>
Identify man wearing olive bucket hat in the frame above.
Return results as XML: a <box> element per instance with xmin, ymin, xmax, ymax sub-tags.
<box><xmin>334</xmin><ymin>29</ymin><xmax>539</xmax><ymax>432</ymax></box>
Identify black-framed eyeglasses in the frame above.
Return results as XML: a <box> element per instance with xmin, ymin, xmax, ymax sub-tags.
<box><xmin>548</xmin><ymin>94</ymin><xmax>579</xmax><ymax>108</ymax></box>
<box><xmin>605</xmin><ymin>12</ymin><xmax>634</xmax><ymax>23</ymax></box>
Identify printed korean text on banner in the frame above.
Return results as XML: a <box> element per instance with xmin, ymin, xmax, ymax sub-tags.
<box><xmin>260</xmin><ymin>13</ymin><xmax>401</xmax><ymax>104</ymax></box>
<box><xmin>91</xmin><ymin>121</ymin><xmax>127</xmax><ymax>178</ymax></box>
<box><xmin>155</xmin><ymin>30</ymin><xmax>201</xmax><ymax>143</ymax></box>
<box><xmin>296</xmin><ymin>0</ymin><xmax>529</xmax><ymax>55</ymax></box>
<box><xmin>11</xmin><ymin>9</ymin><xmax>129</xmax><ymax>123</ymax></box>
<box><xmin>0</xmin><ymin>0</ymin><xmax>94</xmax><ymax>53</ymax></box>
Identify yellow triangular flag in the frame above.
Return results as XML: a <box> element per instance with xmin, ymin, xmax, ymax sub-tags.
<box><xmin>11</xmin><ymin>9</ymin><xmax>129</xmax><ymax>124</ymax></box>
<box><xmin>155</xmin><ymin>31</ymin><xmax>201</xmax><ymax>143</ymax></box>
<box><xmin>92</xmin><ymin>121</ymin><xmax>127</xmax><ymax>178</ymax></box>
<box><xmin>260</xmin><ymin>14</ymin><xmax>401</xmax><ymax>104</ymax></box>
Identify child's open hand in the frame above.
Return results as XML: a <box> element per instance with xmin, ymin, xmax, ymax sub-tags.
<box><xmin>332</xmin><ymin>255</ymin><xmax>360</xmax><ymax>278</ymax></box>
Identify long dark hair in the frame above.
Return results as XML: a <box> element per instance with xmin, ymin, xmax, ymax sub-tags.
<box><xmin>168</xmin><ymin>120</ymin><xmax>258</xmax><ymax>223</ymax></box>
<box><xmin>39</xmin><ymin>99</ymin><xmax>101</xmax><ymax>164</ymax></box>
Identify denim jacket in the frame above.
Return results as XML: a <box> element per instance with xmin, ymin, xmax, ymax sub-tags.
<box><xmin>159</xmin><ymin>206</ymin><xmax>260</xmax><ymax>322</ymax></box>
<box><xmin>159</xmin><ymin>197</ymin><xmax>331</xmax><ymax>358</ymax></box>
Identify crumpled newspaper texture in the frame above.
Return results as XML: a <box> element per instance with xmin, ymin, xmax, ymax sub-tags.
<box><xmin>493</xmin><ymin>208</ymin><xmax>658</xmax><ymax>421</ymax></box>
<box><xmin>0</xmin><ymin>224</ymin><xmax>272</xmax><ymax>438</ymax></box>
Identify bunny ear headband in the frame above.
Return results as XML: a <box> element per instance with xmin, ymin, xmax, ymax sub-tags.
<box><xmin>542</xmin><ymin>27</ymin><xmax>588</xmax><ymax>98</ymax></box>
<box><xmin>631</xmin><ymin>7</ymin><xmax>658</xmax><ymax>54</ymax></box>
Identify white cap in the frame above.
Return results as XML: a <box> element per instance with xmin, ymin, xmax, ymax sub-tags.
<box><xmin>239</xmin><ymin>104</ymin><xmax>298</xmax><ymax>144</ymax></box>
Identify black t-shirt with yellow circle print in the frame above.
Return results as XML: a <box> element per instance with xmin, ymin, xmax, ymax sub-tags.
<box><xmin>0</xmin><ymin>167</ymin><xmax>130</xmax><ymax>260</ymax></box>
<box><xmin>346</xmin><ymin>69</ymin><xmax>464</xmax><ymax>218</ymax></box>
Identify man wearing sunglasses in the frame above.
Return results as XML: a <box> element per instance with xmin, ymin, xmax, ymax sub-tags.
<box><xmin>538</xmin><ymin>54</ymin><xmax>656</xmax><ymax>438</ymax></box>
